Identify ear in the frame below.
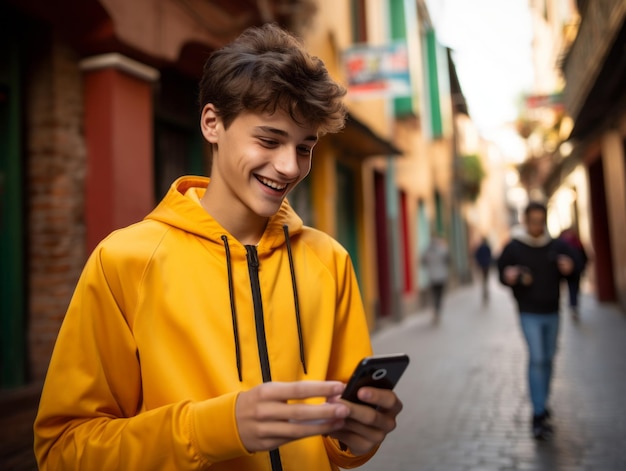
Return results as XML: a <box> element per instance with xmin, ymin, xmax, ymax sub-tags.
<box><xmin>200</xmin><ymin>103</ymin><xmax>220</xmax><ymax>144</ymax></box>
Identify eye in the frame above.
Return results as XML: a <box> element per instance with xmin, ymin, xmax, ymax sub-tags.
<box><xmin>297</xmin><ymin>145</ymin><xmax>312</xmax><ymax>156</ymax></box>
<box><xmin>259</xmin><ymin>138</ymin><xmax>278</xmax><ymax>148</ymax></box>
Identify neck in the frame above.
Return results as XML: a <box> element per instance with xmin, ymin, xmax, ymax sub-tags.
<box><xmin>200</xmin><ymin>188</ymin><xmax>267</xmax><ymax>245</ymax></box>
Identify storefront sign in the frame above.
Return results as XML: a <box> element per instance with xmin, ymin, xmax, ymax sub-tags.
<box><xmin>343</xmin><ymin>42</ymin><xmax>411</xmax><ymax>99</ymax></box>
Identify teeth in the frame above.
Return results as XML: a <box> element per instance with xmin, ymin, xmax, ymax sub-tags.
<box><xmin>258</xmin><ymin>176</ymin><xmax>287</xmax><ymax>191</ymax></box>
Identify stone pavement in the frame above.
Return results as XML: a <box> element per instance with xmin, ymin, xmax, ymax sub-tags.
<box><xmin>357</xmin><ymin>274</ymin><xmax>626</xmax><ymax>471</ymax></box>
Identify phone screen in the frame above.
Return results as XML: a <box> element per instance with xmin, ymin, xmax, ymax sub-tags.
<box><xmin>341</xmin><ymin>353</ymin><xmax>409</xmax><ymax>406</ymax></box>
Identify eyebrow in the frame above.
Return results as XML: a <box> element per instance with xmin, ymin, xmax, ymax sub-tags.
<box><xmin>255</xmin><ymin>126</ymin><xmax>318</xmax><ymax>143</ymax></box>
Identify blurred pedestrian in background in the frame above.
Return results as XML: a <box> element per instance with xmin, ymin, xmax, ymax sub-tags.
<box><xmin>474</xmin><ymin>236</ymin><xmax>492</xmax><ymax>303</ymax></box>
<box><xmin>558</xmin><ymin>227</ymin><xmax>588</xmax><ymax>321</ymax></box>
<box><xmin>498</xmin><ymin>201</ymin><xmax>580</xmax><ymax>441</ymax></box>
<box><xmin>422</xmin><ymin>235</ymin><xmax>450</xmax><ymax>324</ymax></box>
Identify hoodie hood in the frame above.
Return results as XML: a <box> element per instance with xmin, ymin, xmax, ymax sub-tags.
<box><xmin>145</xmin><ymin>176</ymin><xmax>304</xmax><ymax>250</ymax></box>
<box><xmin>511</xmin><ymin>224</ymin><xmax>552</xmax><ymax>247</ymax></box>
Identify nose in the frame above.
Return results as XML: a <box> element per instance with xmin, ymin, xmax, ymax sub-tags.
<box><xmin>274</xmin><ymin>146</ymin><xmax>303</xmax><ymax>178</ymax></box>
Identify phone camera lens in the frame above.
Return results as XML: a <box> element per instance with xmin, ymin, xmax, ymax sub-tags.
<box><xmin>372</xmin><ymin>368</ymin><xmax>387</xmax><ymax>380</ymax></box>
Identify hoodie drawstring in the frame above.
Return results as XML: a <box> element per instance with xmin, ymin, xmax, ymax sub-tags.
<box><xmin>283</xmin><ymin>225</ymin><xmax>307</xmax><ymax>375</ymax></box>
<box><xmin>221</xmin><ymin>235</ymin><xmax>242</xmax><ymax>381</ymax></box>
<box><xmin>221</xmin><ymin>228</ymin><xmax>307</xmax><ymax>381</ymax></box>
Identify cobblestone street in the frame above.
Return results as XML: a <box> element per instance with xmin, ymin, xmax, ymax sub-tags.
<box><xmin>358</xmin><ymin>274</ymin><xmax>626</xmax><ymax>471</ymax></box>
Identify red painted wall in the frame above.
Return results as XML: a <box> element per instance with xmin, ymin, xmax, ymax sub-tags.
<box><xmin>374</xmin><ymin>171</ymin><xmax>391</xmax><ymax>317</ymax></box>
<box><xmin>588</xmin><ymin>158</ymin><xmax>616</xmax><ymax>302</ymax></box>
<box><xmin>400</xmin><ymin>191</ymin><xmax>413</xmax><ymax>293</ymax></box>
<box><xmin>83</xmin><ymin>67</ymin><xmax>155</xmax><ymax>251</ymax></box>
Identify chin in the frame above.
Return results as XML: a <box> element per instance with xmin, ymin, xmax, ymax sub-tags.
<box><xmin>254</xmin><ymin>203</ymin><xmax>283</xmax><ymax>219</ymax></box>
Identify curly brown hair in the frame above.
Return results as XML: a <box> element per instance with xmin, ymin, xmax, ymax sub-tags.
<box><xmin>198</xmin><ymin>23</ymin><xmax>346</xmax><ymax>135</ymax></box>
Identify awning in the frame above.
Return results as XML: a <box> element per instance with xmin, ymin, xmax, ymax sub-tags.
<box><xmin>330</xmin><ymin>112</ymin><xmax>402</xmax><ymax>158</ymax></box>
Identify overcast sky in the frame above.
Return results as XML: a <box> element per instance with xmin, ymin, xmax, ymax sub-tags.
<box><xmin>425</xmin><ymin>0</ymin><xmax>534</xmax><ymax>139</ymax></box>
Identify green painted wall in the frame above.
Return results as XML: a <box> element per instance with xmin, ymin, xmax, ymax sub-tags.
<box><xmin>0</xmin><ymin>12</ymin><xmax>26</xmax><ymax>388</ymax></box>
<box><xmin>389</xmin><ymin>0</ymin><xmax>413</xmax><ymax>117</ymax></box>
<box><xmin>336</xmin><ymin>162</ymin><xmax>361</xmax><ymax>283</ymax></box>
<box><xmin>425</xmin><ymin>29</ymin><xmax>443</xmax><ymax>138</ymax></box>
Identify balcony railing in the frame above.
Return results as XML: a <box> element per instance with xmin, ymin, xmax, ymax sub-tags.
<box><xmin>561</xmin><ymin>0</ymin><xmax>626</xmax><ymax>121</ymax></box>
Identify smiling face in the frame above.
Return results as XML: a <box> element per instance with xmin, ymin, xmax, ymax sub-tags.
<box><xmin>200</xmin><ymin>104</ymin><xmax>318</xmax><ymax>243</ymax></box>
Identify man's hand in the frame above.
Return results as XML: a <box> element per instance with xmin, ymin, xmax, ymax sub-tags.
<box><xmin>504</xmin><ymin>265</ymin><xmax>533</xmax><ymax>286</ymax></box>
<box><xmin>328</xmin><ymin>387</ymin><xmax>403</xmax><ymax>456</ymax></box>
<box><xmin>557</xmin><ymin>254</ymin><xmax>574</xmax><ymax>276</ymax></box>
<box><xmin>503</xmin><ymin>266</ymin><xmax>520</xmax><ymax>285</ymax></box>
<box><xmin>235</xmin><ymin>381</ymin><xmax>349</xmax><ymax>453</ymax></box>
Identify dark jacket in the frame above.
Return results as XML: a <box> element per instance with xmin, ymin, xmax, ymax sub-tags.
<box><xmin>498</xmin><ymin>226</ymin><xmax>581</xmax><ymax>314</ymax></box>
<box><xmin>559</xmin><ymin>229</ymin><xmax>588</xmax><ymax>272</ymax></box>
<box><xmin>474</xmin><ymin>242</ymin><xmax>492</xmax><ymax>268</ymax></box>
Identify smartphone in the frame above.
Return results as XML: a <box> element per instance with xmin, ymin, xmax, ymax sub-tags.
<box><xmin>341</xmin><ymin>353</ymin><xmax>410</xmax><ymax>407</ymax></box>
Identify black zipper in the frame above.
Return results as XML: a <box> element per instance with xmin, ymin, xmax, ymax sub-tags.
<box><xmin>245</xmin><ymin>245</ymin><xmax>282</xmax><ymax>471</ymax></box>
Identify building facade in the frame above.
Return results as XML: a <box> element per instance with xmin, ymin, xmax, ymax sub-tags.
<box><xmin>529</xmin><ymin>0</ymin><xmax>626</xmax><ymax>311</ymax></box>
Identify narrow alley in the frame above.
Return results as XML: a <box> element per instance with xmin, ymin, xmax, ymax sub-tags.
<box><xmin>359</xmin><ymin>275</ymin><xmax>626</xmax><ymax>471</ymax></box>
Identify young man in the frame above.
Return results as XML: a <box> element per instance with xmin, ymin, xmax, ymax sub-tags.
<box><xmin>34</xmin><ymin>23</ymin><xmax>402</xmax><ymax>470</ymax></box>
<box><xmin>498</xmin><ymin>202</ymin><xmax>578</xmax><ymax>440</ymax></box>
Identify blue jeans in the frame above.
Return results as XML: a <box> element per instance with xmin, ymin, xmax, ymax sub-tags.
<box><xmin>519</xmin><ymin>312</ymin><xmax>560</xmax><ymax>416</ymax></box>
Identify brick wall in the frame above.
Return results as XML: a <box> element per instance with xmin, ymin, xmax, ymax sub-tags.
<box><xmin>26</xmin><ymin>35</ymin><xmax>87</xmax><ymax>382</ymax></box>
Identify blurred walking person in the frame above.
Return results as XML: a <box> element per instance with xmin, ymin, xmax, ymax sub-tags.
<box><xmin>422</xmin><ymin>235</ymin><xmax>450</xmax><ymax>324</ymax></box>
<box><xmin>498</xmin><ymin>202</ymin><xmax>580</xmax><ymax>440</ymax></box>
<box><xmin>474</xmin><ymin>237</ymin><xmax>492</xmax><ymax>303</ymax></box>
<box><xmin>558</xmin><ymin>227</ymin><xmax>588</xmax><ymax>321</ymax></box>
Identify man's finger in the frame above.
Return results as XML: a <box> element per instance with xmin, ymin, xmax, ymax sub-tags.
<box><xmin>356</xmin><ymin>387</ymin><xmax>403</xmax><ymax>412</ymax></box>
<box><xmin>259</xmin><ymin>381</ymin><xmax>345</xmax><ymax>401</ymax></box>
<box><xmin>258</xmin><ymin>417</ymin><xmax>346</xmax><ymax>441</ymax></box>
<box><xmin>262</xmin><ymin>402</ymin><xmax>350</xmax><ymax>422</ymax></box>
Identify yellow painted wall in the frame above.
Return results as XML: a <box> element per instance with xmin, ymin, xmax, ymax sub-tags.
<box><xmin>300</xmin><ymin>0</ymin><xmax>462</xmax><ymax>325</ymax></box>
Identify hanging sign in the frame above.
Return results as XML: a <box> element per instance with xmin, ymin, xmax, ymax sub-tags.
<box><xmin>343</xmin><ymin>42</ymin><xmax>411</xmax><ymax>99</ymax></box>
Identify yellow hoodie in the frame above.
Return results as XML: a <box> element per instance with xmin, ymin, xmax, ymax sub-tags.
<box><xmin>34</xmin><ymin>176</ymin><xmax>375</xmax><ymax>470</ymax></box>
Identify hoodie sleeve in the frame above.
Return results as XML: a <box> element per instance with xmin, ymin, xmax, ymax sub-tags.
<box><xmin>33</xmin><ymin>244</ymin><xmax>251</xmax><ymax>470</ymax></box>
<box><xmin>323</xmin><ymin>437</ymin><xmax>378</xmax><ymax>469</ymax></box>
<box><xmin>319</xmin><ymin>242</ymin><xmax>379</xmax><ymax>467</ymax></box>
